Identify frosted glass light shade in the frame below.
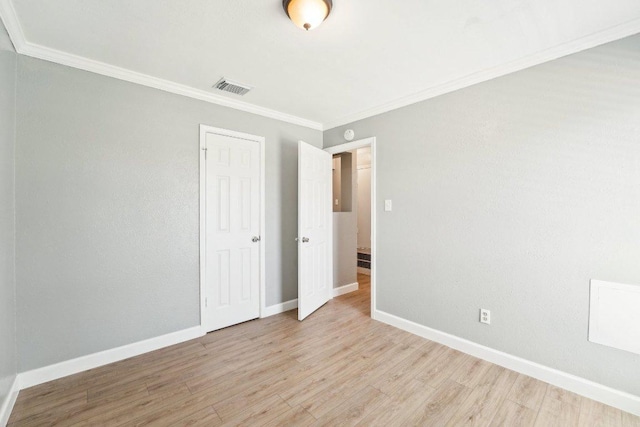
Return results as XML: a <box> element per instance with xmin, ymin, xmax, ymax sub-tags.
<box><xmin>283</xmin><ymin>0</ymin><xmax>332</xmax><ymax>31</ymax></box>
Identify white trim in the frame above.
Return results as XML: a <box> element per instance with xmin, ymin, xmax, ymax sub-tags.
<box><xmin>199</xmin><ymin>125</ymin><xmax>266</xmax><ymax>330</ymax></box>
<box><xmin>0</xmin><ymin>0</ymin><xmax>321</xmax><ymax>131</ymax></box>
<box><xmin>18</xmin><ymin>326</ymin><xmax>203</xmax><ymax>389</ymax></box>
<box><xmin>26</xmin><ymin>43</ymin><xmax>322</xmax><ymax>130</ymax></box>
<box><xmin>199</xmin><ymin>126</ymin><xmax>207</xmax><ymax>330</ymax></box>
<box><xmin>373</xmin><ymin>309</ymin><xmax>640</xmax><ymax>417</ymax></box>
<box><xmin>333</xmin><ymin>282</ymin><xmax>359</xmax><ymax>297</ymax></box>
<box><xmin>261</xmin><ymin>283</ymin><xmax>361</xmax><ymax>317</ymax></box>
<box><xmin>259</xmin><ymin>132</ymin><xmax>266</xmax><ymax>319</ymax></box>
<box><xmin>263</xmin><ymin>299</ymin><xmax>298</xmax><ymax>317</ymax></box>
<box><xmin>261</xmin><ymin>282</ymin><xmax>361</xmax><ymax>318</ymax></box>
<box><xmin>0</xmin><ymin>376</ymin><xmax>19</xmax><ymax>427</ymax></box>
<box><xmin>325</xmin><ymin>137</ymin><xmax>377</xmax><ymax>317</ymax></box>
<box><xmin>0</xmin><ymin>0</ymin><xmax>25</xmax><ymax>52</ymax></box>
<box><xmin>325</xmin><ymin>138</ymin><xmax>375</xmax><ymax>155</ymax></box>
<box><xmin>322</xmin><ymin>18</ymin><xmax>640</xmax><ymax>130</ymax></box>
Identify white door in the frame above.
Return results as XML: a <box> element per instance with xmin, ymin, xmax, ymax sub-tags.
<box><xmin>203</xmin><ymin>130</ymin><xmax>261</xmax><ymax>332</ymax></box>
<box><xmin>298</xmin><ymin>141</ymin><xmax>333</xmax><ymax>320</ymax></box>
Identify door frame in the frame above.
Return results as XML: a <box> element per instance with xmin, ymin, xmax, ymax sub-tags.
<box><xmin>199</xmin><ymin>124</ymin><xmax>266</xmax><ymax>332</ymax></box>
<box><xmin>325</xmin><ymin>137</ymin><xmax>377</xmax><ymax>317</ymax></box>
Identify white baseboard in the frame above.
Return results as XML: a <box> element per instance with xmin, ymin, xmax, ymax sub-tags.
<box><xmin>18</xmin><ymin>326</ymin><xmax>203</xmax><ymax>390</ymax></box>
<box><xmin>261</xmin><ymin>283</ymin><xmax>360</xmax><ymax>317</ymax></box>
<box><xmin>262</xmin><ymin>299</ymin><xmax>298</xmax><ymax>317</ymax></box>
<box><xmin>0</xmin><ymin>376</ymin><xmax>19</xmax><ymax>427</ymax></box>
<box><xmin>373</xmin><ymin>309</ymin><xmax>640</xmax><ymax>416</ymax></box>
<box><xmin>334</xmin><ymin>282</ymin><xmax>359</xmax><ymax>297</ymax></box>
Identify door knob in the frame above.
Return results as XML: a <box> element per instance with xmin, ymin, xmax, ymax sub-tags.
<box><xmin>301</xmin><ymin>237</ymin><xmax>310</xmax><ymax>243</ymax></box>
<box><xmin>252</xmin><ymin>236</ymin><xmax>261</xmax><ymax>243</ymax></box>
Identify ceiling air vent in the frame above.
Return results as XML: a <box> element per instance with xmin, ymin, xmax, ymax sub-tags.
<box><xmin>213</xmin><ymin>78</ymin><xmax>252</xmax><ymax>96</ymax></box>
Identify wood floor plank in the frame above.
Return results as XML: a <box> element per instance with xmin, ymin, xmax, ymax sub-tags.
<box><xmin>623</xmin><ymin>411</ymin><xmax>640</xmax><ymax>427</ymax></box>
<box><xmin>218</xmin><ymin>393</ymin><xmax>291</xmax><ymax>426</ymax></box>
<box><xmin>127</xmin><ymin>392</ymin><xmax>224</xmax><ymax>426</ymax></box>
<box><xmin>169</xmin><ymin>406</ymin><xmax>222</xmax><ymax>426</ymax></box>
<box><xmin>579</xmin><ymin>399</ymin><xmax>623</xmax><ymax>427</ymax></box>
<box><xmin>212</xmin><ymin>378</ymin><xmax>292</xmax><ymax>421</ymax></box>
<box><xmin>405</xmin><ymin>379</ymin><xmax>473</xmax><ymax>426</ymax></box>
<box><xmin>146</xmin><ymin>340</ymin><xmax>282</xmax><ymax>395</ymax></box>
<box><xmin>452</xmin><ymin>356</ymin><xmax>493</xmax><ymax>388</ymax></box>
<box><xmin>185</xmin><ymin>351</ymin><xmax>296</xmax><ymax>395</ymax></box>
<box><xmin>87</xmin><ymin>378</ymin><xmax>149</xmax><ymax>403</ymax></box>
<box><xmin>191</xmin><ymin>358</ymin><xmax>306</xmax><ymax>410</ymax></box>
<box><xmin>534</xmin><ymin>389</ymin><xmax>581</xmax><ymax>427</ymax></box>
<box><xmin>356</xmin><ymin>379</ymin><xmax>436</xmax><ymax>427</ymax></box>
<box><xmin>490</xmin><ymin>399</ymin><xmax>537</xmax><ymax>426</ymax></box>
<box><xmin>262</xmin><ymin>405</ymin><xmax>316</xmax><ymax>427</ymax></box>
<box><xmin>545</xmin><ymin>384</ymin><xmax>583</xmax><ymax>407</ymax></box>
<box><xmin>390</xmin><ymin>328</ymin><xmax>431</xmax><ymax>348</ymax></box>
<box><xmin>298</xmin><ymin>367</ymin><xmax>375</xmax><ymax>419</ymax></box>
<box><xmin>71</xmin><ymin>385</ymin><xmax>193</xmax><ymax>427</ymax></box>
<box><xmin>278</xmin><ymin>355</ymin><xmax>356</xmax><ymax>406</ymax></box>
<box><xmin>7</xmin><ymin>391</ymin><xmax>87</xmax><ymax>426</ymax></box>
<box><xmin>446</xmin><ymin>365</ymin><xmax>519</xmax><ymax>426</ymax></box>
<box><xmin>371</xmin><ymin>340</ymin><xmax>443</xmax><ymax>396</ymax></box>
<box><xmin>415</xmin><ymin>347</ymin><xmax>469</xmax><ymax>389</ymax></box>
<box><xmin>8</xmin><ymin>273</ymin><xmax>639</xmax><ymax>426</ymax></box>
<box><xmin>507</xmin><ymin>374</ymin><xmax>548</xmax><ymax>411</ymax></box>
<box><xmin>8</xmin><ymin>390</ymin><xmax>87</xmax><ymax>423</ymax></box>
<box><xmin>311</xmin><ymin>385</ymin><xmax>388</xmax><ymax>427</ymax></box>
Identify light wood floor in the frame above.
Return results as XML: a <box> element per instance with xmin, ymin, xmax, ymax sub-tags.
<box><xmin>9</xmin><ymin>274</ymin><xmax>640</xmax><ymax>426</ymax></box>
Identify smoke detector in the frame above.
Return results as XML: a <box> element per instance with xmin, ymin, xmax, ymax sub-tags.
<box><xmin>213</xmin><ymin>78</ymin><xmax>252</xmax><ymax>96</ymax></box>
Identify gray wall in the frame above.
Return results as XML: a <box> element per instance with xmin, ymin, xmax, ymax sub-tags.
<box><xmin>0</xmin><ymin>20</ymin><xmax>12</xmax><ymax>52</ymax></box>
<box><xmin>16</xmin><ymin>56</ymin><xmax>321</xmax><ymax>371</ymax></box>
<box><xmin>324</xmin><ymin>35</ymin><xmax>640</xmax><ymax>396</ymax></box>
<box><xmin>0</xmin><ymin>20</ymin><xmax>17</xmax><ymax>411</ymax></box>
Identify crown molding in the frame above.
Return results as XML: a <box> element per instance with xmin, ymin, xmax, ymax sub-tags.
<box><xmin>0</xmin><ymin>0</ymin><xmax>25</xmax><ymax>51</ymax></box>
<box><xmin>322</xmin><ymin>17</ymin><xmax>640</xmax><ymax>131</ymax></box>
<box><xmin>0</xmin><ymin>0</ymin><xmax>323</xmax><ymax>131</ymax></box>
<box><xmin>19</xmin><ymin>42</ymin><xmax>324</xmax><ymax>130</ymax></box>
<box><xmin>2</xmin><ymin>0</ymin><xmax>640</xmax><ymax>133</ymax></box>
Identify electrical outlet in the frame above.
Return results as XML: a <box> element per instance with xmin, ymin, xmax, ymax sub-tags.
<box><xmin>480</xmin><ymin>309</ymin><xmax>491</xmax><ymax>325</ymax></box>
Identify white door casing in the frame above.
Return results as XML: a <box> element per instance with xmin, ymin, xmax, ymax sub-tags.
<box><xmin>325</xmin><ymin>137</ymin><xmax>376</xmax><ymax>317</ymax></box>
<box><xmin>298</xmin><ymin>141</ymin><xmax>333</xmax><ymax>320</ymax></box>
<box><xmin>200</xmin><ymin>126</ymin><xmax>264</xmax><ymax>332</ymax></box>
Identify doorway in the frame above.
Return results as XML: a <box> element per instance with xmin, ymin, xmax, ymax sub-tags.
<box><xmin>199</xmin><ymin>125</ymin><xmax>266</xmax><ymax>333</ymax></box>
<box><xmin>325</xmin><ymin>137</ymin><xmax>376</xmax><ymax>317</ymax></box>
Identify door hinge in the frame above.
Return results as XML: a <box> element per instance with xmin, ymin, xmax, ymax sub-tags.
<box><xmin>202</xmin><ymin>147</ymin><xmax>207</xmax><ymax>159</ymax></box>
<box><xmin>205</xmin><ymin>297</ymin><xmax>208</xmax><ymax>308</ymax></box>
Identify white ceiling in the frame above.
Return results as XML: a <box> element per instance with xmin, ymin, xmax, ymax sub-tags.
<box><xmin>3</xmin><ymin>0</ymin><xmax>640</xmax><ymax>129</ymax></box>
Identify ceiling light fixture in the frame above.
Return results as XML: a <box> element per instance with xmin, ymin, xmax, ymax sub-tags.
<box><xmin>282</xmin><ymin>0</ymin><xmax>333</xmax><ymax>31</ymax></box>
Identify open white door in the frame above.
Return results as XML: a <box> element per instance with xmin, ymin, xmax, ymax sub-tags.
<box><xmin>298</xmin><ymin>141</ymin><xmax>333</xmax><ymax>320</ymax></box>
